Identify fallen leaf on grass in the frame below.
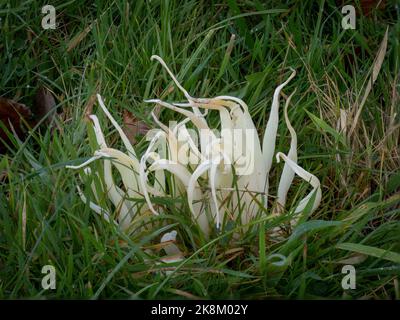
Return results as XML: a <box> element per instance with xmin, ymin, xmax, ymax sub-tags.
<box><xmin>0</xmin><ymin>97</ymin><xmax>33</xmax><ymax>153</ymax></box>
<box><xmin>360</xmin><ymin>0</ymin><xmax>386</xmax><ymax>16</ymax></box>
<box><xmin>34</xmin><ymin>86</ymin><xmax>56</xmax><ymax>125</ymax></box>
<box><xmin>122</xmin><ymin>109</ymin><xmax>150</xmax><ymax>144</ymax></box>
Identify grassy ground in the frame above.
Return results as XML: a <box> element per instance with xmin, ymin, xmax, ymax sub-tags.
<box><xmin>0</xmin><ymin>0</ymin><xmax>399</xmax><ymax>299</ymax></box>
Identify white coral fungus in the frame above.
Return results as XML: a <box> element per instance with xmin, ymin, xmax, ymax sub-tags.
<box><xmin>67</xmin><ymin>55</ymin><xmax>321</xmax><ymax>248</ymax></box>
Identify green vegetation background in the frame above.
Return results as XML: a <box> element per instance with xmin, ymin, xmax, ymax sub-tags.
<box><xmin>0</xmin><ymin>0</ymin><xmax>399</xmax><ymax>299</ymax></box>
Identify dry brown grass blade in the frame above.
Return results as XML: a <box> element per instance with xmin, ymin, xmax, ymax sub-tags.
<box><xmin>337</xmin><ymin>253</ymin><xmax>368</xmax><ymax>265</ymax></box>
<box><xmin>167</xmin><ymin>288</ymin><xmax>201</xmax><ymax>300</ymax></box>
<box><xmin>132</xmin><ymin>266</ymin><xmax>223</xmax><ymax>278</ymax></box>
<box><xmin>395</xmin><ymin>278</ymin><xmax>399</xmax><ymax>299</ymax></box>
<box><xmin>22</xmin><ymin>189</ymin><xmax>27</xmax><ymax>251</ymax></box>
<box><xmin>67</xmin><ymin>22</ymin><xmax>95</xmax><ymax>52</ymax></box>
<box><xmin>159</xmin><ymin>253</ymin><xmax>185</xmax><ymax>263</ymax></box>
<box><xmin>349</xmin><ymin>27</ymin><xmax>389</xmax><ymax>136</ymax></box>
<box><xmin>83</xmin><ymin>93</ymin><xmax>98</xmax><ymax>121</ymax></box>
<box><xmin>216</xmin><ymin>247</ymin><xmax>243</xmax><ymax>260</ymax></box>
<box><xmin>143</xmin><ymin>240</ymin><xmax>179</xmax><ymax>252</ymax></box>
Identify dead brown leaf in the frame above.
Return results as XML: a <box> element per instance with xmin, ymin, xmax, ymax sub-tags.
<box><xmin>0</xmin><ymin>97</ymin><xmax>33</xmax><ymax>153</ymax></box>
<box><xmin>122</xmin><ymin>109</ymin><xmax>149</xmax><ymax>145</ymax></box>
<box><xmin>360</xmin><ymin>0</ymin><xmax>386</xmax><ymax>16</ymax></box>
<box><xmin>34</xmin><ymin>86</ymin><xmax>56</xmax><ymax>125</ymax></box>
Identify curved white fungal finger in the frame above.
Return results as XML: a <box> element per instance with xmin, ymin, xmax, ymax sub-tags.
<box><xmin>154</xmin><ymin>138</ymin><xmax>166</xmax><ymax>193</ymax></box>
<box><xmin>177</xmin><ymin>102</ymin><xmax>209</xmax><ymax>118</ymax></box>
<box><xmin>76</xmin><ymin>186</ymin><xmax>115</xmax><ymax>225</ymax></box>
<box><xmin>96</xmin><ymin>94</ymin><xmax>137</xmax><ymax>158</ymax></box>
<box><xmin>82</xmin><ymin>168</ymin><xmax>99</xmax><ymax>203</ymax></box>
<box><xmin>145</xmin><ymin>99</ymin><xmax>210</xmax><ymax>131</ymax></box>
<box><xmin>174</xmin><ymin>126</ymin><xmax>203</xmax><ymax>171</ymax></box>
<box><xmin>160</xmin><ymin>230</ymin><xmax>183</xmax><ymax>257</ymax></box>
<box><xmin>95</xmin><ymin>148</ymin><xmax>141</xmax><ymax>196</ymax></box>
<box><xmin>212</xmin><ymin>96</ymin><xmax>249</xmax><ymax>113</ymax></box>
<box><xmin>145</xmin><ymin>99</ymin><xmax>216</xmax><ymax>155</ymax></box>
<box><xmin>277</xmin><ymin>90</ymin><xmax>297</xmax><ymax>209</ymax></box>
<box><xmin>89</xmin><ymin>115</ymin><xmax>107</xmax><ymax>148</ymax></box>
<box><xmin>67</xmin><ymin>153</ymin><xmax>131</xmax><ymax>229</ymax></box>
<box><xmin>139</xmin><ymin>131</ymin><xmax>166</xmax><ymax>216</ymax></box>
<box><xmin>150</xmin><ymin>55</ymin><xmax>193</xmax><ymax>101</ymax></box>
<box><xmin>262</xmin><ymin>69</ymin><xmax>297</xmax><ymax>200</ymax></box>
<box><xmin>187</xmin><ymin>161</ymin><xmax>210</xmax><ymax>212</ymax></box>
<box><xmin>150</xmin><ymin>158</ymin><xmax>210</xmax><ymax>237</ymax></box>
<box><xmin>187</xmin><ymin>160</ymin><xmax>213</xmax><ymax>237</ymax></box>
<box><xmin>81</xmin><ymin>166</ymin><xmax>132</xmax><ymax>230</ymax></box>
<box><xmin>139</xmin><ymin>161</ymin><xmax>158</xmax><ymax>216</ymax></box>
<box><xmin>66</xmin><ymin>153</ymin><xmax>104</xmax><ymax>169</ymax></box>
<box><xmin>178</xmin><ymin>125</ymin><xmax>203</xmax><ymax>164</ymax></box>
<box><xmin>151</xmin><ymin>111</ymin><xmax>169</xmax><ymax>133</ymax></box>
<box><xmin>87</xmin><ymin>115</ymin><xmax>135</xmax><ymax>229</ymax></box>
<box><xmin>209</xmin><ymin>156</ymin><xmax>222</xmax><ymax>229</ymax></box>
<box><xmin>276</xmin><ymin>152</ymin><xmax>321</xmax><ymax>216</ymax></box>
